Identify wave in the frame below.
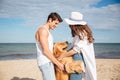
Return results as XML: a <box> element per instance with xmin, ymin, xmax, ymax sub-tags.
<box><xmin>0</xmin><ymin>53</ymin><xmax>37</xmax><ymax>60</ymax></box>
<box><xmin>95</xmin><ymin>51</ymin><xmax>120</xmax><ymax>59</ymax></box>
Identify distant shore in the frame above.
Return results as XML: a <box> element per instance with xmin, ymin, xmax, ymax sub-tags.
<box><xmin>0</xmin><ymin>59</ymin><xmax>120</xmax><ymax>80</ymax></box>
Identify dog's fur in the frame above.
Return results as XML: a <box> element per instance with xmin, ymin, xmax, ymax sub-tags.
<box><xmin>53</xmin><ymin>41</ymin><xmax>85</xmax><ymax>80</ymax></box>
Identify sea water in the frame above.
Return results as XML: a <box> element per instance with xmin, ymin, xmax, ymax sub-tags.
<box><xmin>0</xmin><ymin>43</ymin><xmax>36</xmax><ymax>60</ymax></box>
<box><xmin>0</xmin><ymin>43</ymin><xmax>120</xmax><ymax>60</ymax></box>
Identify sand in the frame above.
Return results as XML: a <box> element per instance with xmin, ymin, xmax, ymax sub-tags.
<box><xmin>96</xmin><ymin>59</ymin><xmax>120</xmax><ymax>80</ymax></box>
<box><xmin>0</xmin><ymin>59</ymin><xmax>120</xmax><ymax>80</ymax></box>
<box><xmin>0</xmin><ymin>59</ymin><xmax>42</xmax><ymax>80</ymax></box>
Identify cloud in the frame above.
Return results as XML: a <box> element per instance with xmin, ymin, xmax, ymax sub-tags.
<box><xmin>83</xmin><ymin>4</ymin><xmax>120</xmax><ymax>30</ymax></box>
<box><xmin>0</xmin><ymin>0</ymin><xmax>119</xmax><ymax>30</ymax></box>
<box><xmin>0</xmin><ymin>0</ymin><xmax>102</xmax><ymax>17</ymax></box>
<box><xmin>0</xmin><ymin>0</ymin><xmax>120</xmax><ymax>43</ymax></box>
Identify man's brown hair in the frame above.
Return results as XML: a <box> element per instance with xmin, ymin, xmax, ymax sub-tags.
<box><xmin>47</xmin><ymin>12</ymin><xmax>63</xmax><ymax>22</ymax></box>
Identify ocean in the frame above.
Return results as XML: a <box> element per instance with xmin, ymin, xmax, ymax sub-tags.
<box><xmin>0</xmin><ymin>43</ymin><xmax>120</xmax><ymax>60</ymax></box>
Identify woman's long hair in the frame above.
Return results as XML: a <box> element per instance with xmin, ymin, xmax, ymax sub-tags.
<box><xmin>69</xmin><ymin>25</ymin><xmax>94</xmax><ymax>43</ymax></box>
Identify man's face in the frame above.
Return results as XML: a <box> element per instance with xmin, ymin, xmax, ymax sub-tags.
<box><xmin>49</xmin><ymin>19</ymin><xmax>59</xmax><ymax>30</ymax></box>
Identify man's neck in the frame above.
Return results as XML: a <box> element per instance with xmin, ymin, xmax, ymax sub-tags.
<box><xmin>44</xmin><ymin>22</ymin><xmax>50</xmax><ymax>30</ymax></box>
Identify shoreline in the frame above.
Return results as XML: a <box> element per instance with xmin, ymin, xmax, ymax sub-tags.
<box><xmin>0</xmin><ymin>59</ymin><xmax>120</xmax><ymax>80</ymax></box>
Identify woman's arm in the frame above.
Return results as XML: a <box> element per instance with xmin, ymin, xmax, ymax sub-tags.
<box><xmin>59</xmin><ymin>37</ymin><xmax>84</xmax><ymax>60</ymax></box>
<box><xmin>58</xmin><ymin>49</ymin><xmax>77</xmax><ymax>60</ymax></box>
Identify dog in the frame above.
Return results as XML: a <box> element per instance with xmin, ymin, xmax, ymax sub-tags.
<box><xmin>53</xmin><ymin>41</ymin><xmax>85</xmax><ymax>80</ymax></box>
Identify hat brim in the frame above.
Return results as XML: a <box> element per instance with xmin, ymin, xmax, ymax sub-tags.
<box><xmin>64</xmin><ymin>18</ymin><xmax>87</xmax><ymax>25</ymax></box>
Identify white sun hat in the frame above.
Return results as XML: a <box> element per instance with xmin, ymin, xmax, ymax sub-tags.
<box><xmin>64</xmin><ymin>11</ymin><xmax>87</xmax><ymax>25</ymax></box>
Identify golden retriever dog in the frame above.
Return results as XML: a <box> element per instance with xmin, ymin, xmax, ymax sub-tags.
<box><xmin>53</xmin><ymin>41</ymin><xmax>85</xmax><ymax>80</ymax></box>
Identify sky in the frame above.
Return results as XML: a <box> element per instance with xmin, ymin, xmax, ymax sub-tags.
<box><xmin>0</xmin><ymin>0</ymin><xmax>120</xmax><ymax>43</ymax></box>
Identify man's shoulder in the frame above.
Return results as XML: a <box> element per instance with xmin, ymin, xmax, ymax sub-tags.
<box><xmin>38</xmin><ymin>26</ymin><xmax>45</xmax><ymax>31</ymax></box>
<box><xmin>38</xmin><ymin>26</ymin><xmax>48</xmax><ymax>35</ymax></box>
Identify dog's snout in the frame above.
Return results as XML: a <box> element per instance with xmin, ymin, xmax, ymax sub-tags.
<box><xmin>66</xmin><ymin>41</ymin><xmax>68</xmax><ymax>44</ymax></box>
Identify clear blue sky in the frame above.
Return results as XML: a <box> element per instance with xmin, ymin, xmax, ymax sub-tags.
<box><xmin>0</xmin><ymin>0</ymin><xmax>120</xmax><ymax>43</ymax></box>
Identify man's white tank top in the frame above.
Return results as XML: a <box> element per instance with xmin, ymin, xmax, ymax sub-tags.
<box><xmin>36</xmin><ymin>26</ymin><xmax>53</xmax><ymax>66</ymax></box>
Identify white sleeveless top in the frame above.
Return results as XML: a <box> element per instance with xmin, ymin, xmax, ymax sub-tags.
<box><xmin>36</xmin><ymin>26</ymin><xmax>53</xmax><ymax>66</ymax></box>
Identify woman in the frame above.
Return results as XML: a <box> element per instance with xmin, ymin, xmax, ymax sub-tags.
<box><xmin>59</xmin><ymin>12</ymin><xmax>97</xmax><ymax>80</ymax></box>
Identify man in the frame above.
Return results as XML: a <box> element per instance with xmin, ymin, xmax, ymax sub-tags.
<box><xmin>35</xmin><ymin>12</ymin><xmax>64</xmax><ymax>80</ymax></box>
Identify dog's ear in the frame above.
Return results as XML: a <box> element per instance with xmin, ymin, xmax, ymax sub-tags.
<box><xmin>53</xmin><ymin>45</ymin><xmax>59</xmax><ymax>58</ymax></box>
<box><xmin>53</xmin><ymin>45</ymin><xmax>57</xmax><ymax>57</ymax></box>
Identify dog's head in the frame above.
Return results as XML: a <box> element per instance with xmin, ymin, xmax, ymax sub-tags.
<box><xmin>53</xmin><ymin>41</ymin><xmax>68</xmax><ymax>58</ymax></box>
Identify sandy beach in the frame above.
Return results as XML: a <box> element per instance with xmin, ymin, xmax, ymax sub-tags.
<box><xmin>0</xmin><ymin>59</ymin><xmax>120</xmax><ymax>80</ymax></box>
